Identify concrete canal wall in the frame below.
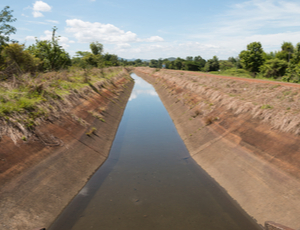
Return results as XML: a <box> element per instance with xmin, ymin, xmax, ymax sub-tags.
<box><xmin>0</xmin><ymin>71</ymin><xmax>134</xmax><ymax>230</ymax></box>
<box><xmin>134</xmin><ymin>67</ymin><xmax>300</xmax><ymax>229</ymax></box>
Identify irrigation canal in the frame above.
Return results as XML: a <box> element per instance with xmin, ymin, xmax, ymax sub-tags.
<box><xmin>48</xmin><ymin>73</ymin><xmax>262</xmax><ymax>230</ymax></box>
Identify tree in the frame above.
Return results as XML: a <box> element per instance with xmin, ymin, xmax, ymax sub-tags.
<box><xmin>282</xmin><ymin>64</ymin><xmax>300</xmax><ymax>83</ymax></box>
<box><xmin>204</xmin><ymin>56</ymin><xmax>219</xmax><ymax>72</ymax></box>
<box><xmin>90</xmin><ymin>41</ymin><xmax>103</xmax><ymax>55</ymax></box>
<box><xmin>239</xmin><ymin>42</ymin><xmax>264</xmax><ymax>74</ymax></box>
<box><xmin>0</xmin><ymin>6</ymin><xmax>17</xmax><ymax>48</ymax></box>
<box><xmin>103</xmin><ymin>53</ymin><xmax>119</xmax><ymax>66</ymax></box>
<box><xmin>149</xmin><ymin>59</ymin><xmax>158</xmax><ymax>68</ymax></box>
<box><xmin>219</xmin><ymin>60</ymin><xmax>234</xmax><ymax>71</ymax></box>
<box><xmin>275</xmin><ymin>42</ymin><xmax>294</xmax><ymax>62</ymax></box>
<box><xmin>1</xmin><ymin>43</ymin><xmax>40</xmax><ymax>78</ymax></box>
<box><xmin>27</xmin><ymin>27</ymin><xmax>71</xmax><ymax>71</ymax></box>
<box><xmin>228</xmin><ymin>57</ymin><xmax>242</xmax><ymax>69</ymax></box>
<box><xmin>259</xmin><ymin>58</ymin><xmax>288</xmax><ymax>79</ymax></box>
<box><xmin>291</xmin><ymin>43</ymin><xmax>300</xmax><ymax>65</ymax></box>
<box><xmin>194</xmin><ymin>56</ymin><xmax>206</xmax><ymax>69</ymax></box>
<box><xmin>174</xmin><ymin>58</ymin><xmax>184</xmax><ymax>70</ymax></box>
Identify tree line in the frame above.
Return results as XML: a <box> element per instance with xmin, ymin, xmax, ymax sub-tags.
<box><xmin>141</xmin><ymin>41</ymin><xmax>300</xmax><ymax>83</ymax></box>
<box><xmin>1</xmin><ymin>6</ymin><xmax>300</xmax><ymax>83</ymax></box>
<box><xmin>0</xmin><ymin>6</ymin><xmax>135</xmax><ymax>80</ymax></box>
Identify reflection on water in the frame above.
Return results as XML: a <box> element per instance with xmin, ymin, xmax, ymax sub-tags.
<box><xmin>129</xmin><ymin>77</ymin><xmax>158</xmax><ymax>101</ymax></box>
<box><xmin>49</xmin><ymin>73</ymin><xmax>262</xmax><ymax>230</ymax></box>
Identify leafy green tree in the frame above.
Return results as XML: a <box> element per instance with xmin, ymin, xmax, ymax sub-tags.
<box><xmin>194</xmin><ymin>56</ymin><xmax>206</xmax><ymax>69</ymax></box>
<box><xmin>174</xmin><ymin>58</ymin><xmax>184</xmax><ymax>70</ymax></box>
<box><xmin>228</xmin><ymin>57</ymin><xmax>242</xmax><ymax>69</ymax></box>
<box><xmin>135</xmin><ymin>59</ymin><xmax>143</xmax><ymax>66</ymax></box>
<box><xmin>149</xmin><ymin>59</ymin><xmax>158</xmax><ymax>68</ymax></box>
<box><xmin>1</xmin><ymin>43</ymin><xmax>40</xmax><ymax>78</ymax></box>
<box><xmin>219</xmin><ymin>60</ymin><xmax>234</xmax><ymax>71</ymax></box>
<box><xmin>103</xmin><ymin>53</ymin><xmax>119</xmax><ymax>66</ymax></box>
<box><xmin>290</xmin><ymin>43</ymin><xmax>300</xmax><ymax>65</ymax></box>
<box><xmin>259</xmin><ymin>58</ymin><xmax>288</xmax><ymax>79</ymax></box>
<box><xmin>263</xmin><ymin>51</ymin><xmax>276</xmax><ymax>61</ymax></box>
<box><xmin>282</xmin><ymin>64</ymin><xmax>300</xmax><ymax>83</ymax></box>
<box><xmin>90</xmin><ymin>41</ymin><xmax>103</xmax><ymax>55</ymax></box>
<box><xmin>204</xmin><ymin>56</ymin><xmax>219</xmax><ymax>72</ymax></box>
<box><xmin>0</xmin><ymin>6</ymin><xmax>17</xmax><ymax>48</ymax></box>
<box><xmin>239</xmin><ymin>42</ymin><xmax>264</xmax><ymax>74</ymax></box>
<box><xmin>73</xmin><ymin>51</ymin><xmax>99</xmax><ymax>68</ymax></box>
<box><xmin>275</xmin><ymin>42</ymin><xmax>294</xmax><ymax>62</ymax></box>
<box><xmin>27</xmin><ymin>27</ymin><xmax>71</xmax><ymax>71</ymax></box>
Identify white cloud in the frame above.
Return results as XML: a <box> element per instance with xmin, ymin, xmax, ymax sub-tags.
<box><xmin>141</xmin><ymin>36</ymin><xmax>164</xmax><ymax>42</ymax></box>
<box><xmin>111</xmin><ymin>41</ymin><xmax>221</xmax><ymax>60</ymax></box>
<box><xmin>25</xmin><ymin>36</ymin><xmax>36</xmax><ymax>41</ymax></box>
<box><xmin>66</xmin><ymin>19</ymin><xmax>164</xmax><ymax>44</ymax></box>
<box><xmin>33</xmin><ymin>11</ymin><xmax>44</xmax><ymax>18</ymax></box>
<box><xmin>32</xmin><ymin>1</ymin><xmax>52</xmax><ymax>18</ymax></box>
<box><xmin>182</xmin><ymin>0</ymin><xmax>300</xmax><ymax>59</ymax></box>
<box><xmin>116</xmin><ymin>43</ymin><xmax>131</xmax><ymax>49</ymax></box>
<box><xmin>46</xmin><ymin>20</ymin><xmax>59</xmax><ymax>24</ymax></box>
<box><xmin>66</xmin><ymin>19</ymin><xmax>137</xmax><ymax>43</ymax></box>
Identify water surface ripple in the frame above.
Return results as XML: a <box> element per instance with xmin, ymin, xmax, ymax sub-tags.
<box><xmin>49</xmin><ymin>73</ymin><xmax>261</xmax><ymax>230</ymax></box>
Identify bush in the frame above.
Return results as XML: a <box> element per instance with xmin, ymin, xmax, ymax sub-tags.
<box><xmin>282</xmin><ymin>64</ymin><xmax>300</xmax><ymax>83</ymax></box>
<box><xmin>1</xmin><ymin>43</ymin><xmax>41</xmax><ymax>78</ymax></box>
<box><xmin>259</xmin><ymin>58</ymin><xmax>288</xmax><ymax>79</ymax></box>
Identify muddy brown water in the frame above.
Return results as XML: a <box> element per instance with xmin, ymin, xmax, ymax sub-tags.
<box><xmin>48</xmin><ymin>73</ymin><xmax>262</xmax><ymax>230</ymax></box>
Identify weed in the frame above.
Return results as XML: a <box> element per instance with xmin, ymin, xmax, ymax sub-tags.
<box><xmin>205</xmin><ymin>117</ymin><xmax>213</xmax><ymax>126</ymax></box>
<box><xmin>192</xmin><ymin>109</ymin><xmax>201</xmax><ymax>118</ymax></box>
<box><xmin>261</xmin><ymin>104</ymin><xmax>273</xmax><ymax>109</ymax></box>
<box><xmin>86</xmin><ymin>127</ymin><xmax>97</xmax><ymax>136</ymax></box>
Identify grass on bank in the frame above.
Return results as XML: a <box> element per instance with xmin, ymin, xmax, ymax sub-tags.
<box><xmin>142</xmin><ymin>66</ymin><xmax>300</xmax><ymax>135</ymax></box>
<box><xmin>209</xmin><ymin>68</ymin><xmax>281</xmax><ymax>82</ymax></box>
<box><xmin>0</xmin><ymin>66</ymin><xmax>127</xmax><ymax>143</ymax></box>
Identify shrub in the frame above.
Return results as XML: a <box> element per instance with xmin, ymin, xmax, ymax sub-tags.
<box><xmin>259</xmin><ymin>58</ymin><xmax>288</xmax><ymax>79</ymax></box>
<box><xmin>1</xmin><ymin>43</ymin><xmax>41</xmax><ymax>78</ymax></box>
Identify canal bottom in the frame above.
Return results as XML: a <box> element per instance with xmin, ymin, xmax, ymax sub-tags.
<box><xmin>48</xmin><ymin>73</ymin><xmax>262</xmax><ymax>230</ymax></box>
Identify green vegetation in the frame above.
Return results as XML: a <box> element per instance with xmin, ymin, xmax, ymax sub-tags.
<box><xmin>86</xmin><ymin>127</ymin><xmax>97</xmax><ymax>136</ymax></box>
<box><xmin>261</xmin><ymin>104</ymin><xmax>273</xmax><ymax>109</ymax></box>
<box><xmin>145</xmin><ymin>41</ymin><xmax>300</xmax><ymax>84</ymax></box>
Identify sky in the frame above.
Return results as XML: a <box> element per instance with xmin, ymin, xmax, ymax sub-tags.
<box><xmin>2</xmin><ymin>0</ymin><xmax>300</xmax><ymax>60</ymax></box>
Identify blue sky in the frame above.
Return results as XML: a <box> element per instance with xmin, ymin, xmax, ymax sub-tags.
<box><xmin>2</xmin><ymin>0</ymin><xmax>300</xmax><ymax>60</ymax></box>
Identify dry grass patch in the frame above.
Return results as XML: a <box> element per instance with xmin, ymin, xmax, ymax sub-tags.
<box><xmin>0</xmin><ymin>67</ymin><xmax>130</xmax><ymax>143</ymax></box>
<box><xmin>136</xmin><ymin>67</ymin><xmax>300</xmax><ymax>135</ymax></box>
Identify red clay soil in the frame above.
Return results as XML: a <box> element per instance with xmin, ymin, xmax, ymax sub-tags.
<box><xmin>0</xmin><ymin>75</ymin><xmax>134</xmax><ymax>230</ymax></box>
<box><xmin>135</xmin><ymin>67</ymin><xmax>300</xmax><ymax>229</ymax></box>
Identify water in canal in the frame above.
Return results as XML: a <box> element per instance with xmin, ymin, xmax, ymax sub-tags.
<box><xmin>49</xmin><ymin>73</ymin><xmax>261</xmax><ymax>230</ymax></box>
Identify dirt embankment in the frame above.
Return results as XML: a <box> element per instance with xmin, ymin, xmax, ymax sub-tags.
<box><xmin>0</xmin><ymin>72</ymin><xmax>134</xmax><ymax>230</ymax></box>
<box><xmin>135</xmin><ymin>67</ymin><xmax>300</xmax><ymax>229</ymax></box>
